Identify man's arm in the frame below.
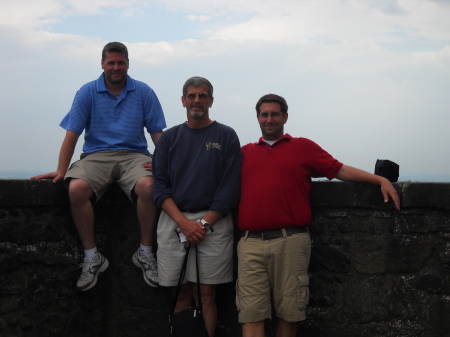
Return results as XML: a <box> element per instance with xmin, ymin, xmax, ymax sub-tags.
<box><xmin>143</xmin><ymin>130</ymin><xmax>164</xmax><ymax>171</ymax></box>
<box><xmin>31</xmin><ymin>130</ymin><xmax>80</xmax><ymax>183</ymax></box>
<box><xmin>150</xmin><ymin>130</ymin><xmax>163</xmax><ymax>147</ymax></box>
<box><xmin>335</xmin><ymin>164</ymin><xmax>400</xmax><ymax>210</ymax></box>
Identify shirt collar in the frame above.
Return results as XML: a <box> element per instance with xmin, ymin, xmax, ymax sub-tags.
<box><xmin>257</xmin><ymin>133</ymin><xmax>293</xmax><ymax>146</ymax></box>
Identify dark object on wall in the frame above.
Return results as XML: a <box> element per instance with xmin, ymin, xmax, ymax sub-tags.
<box><xmin>375</xmin><ymin>160</ymin><xmax>399</xmax><ymax>182</ymax></box>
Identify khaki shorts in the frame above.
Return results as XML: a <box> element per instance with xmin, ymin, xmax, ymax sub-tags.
<box><xmin>157</xmin><ymin>210</ymin><xmax>234</xmax><ymax>287</ymax></box>
<box><xmin>236</xmin><ymin>232</ymin><xmax>311</xmax><ymax>323</ymax></box>
<box><xmin>64</xmin><ymin>150</ymin><xmax>152</xmax><ymax>201</ymax></box>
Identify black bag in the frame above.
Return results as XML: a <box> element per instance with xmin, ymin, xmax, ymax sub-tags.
<box><xmin>374</xmin><ymin>159</ymin><xmax>400</xmax><ymax>182</ymax></box>
<box><xmin>169</xmin><ymin>245</ymin><xmax>209</xmax><ymax>337</ymax></box>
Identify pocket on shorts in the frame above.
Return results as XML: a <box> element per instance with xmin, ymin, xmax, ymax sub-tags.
<box><xmin>296</xmin><ymin>275</ymin><xmax>310</xmax><ymax>311</ymax></box>
<box><xmin>235</xmin><ymin>279</ymin><xmax>242</xmax><ymax>313</ymax></box>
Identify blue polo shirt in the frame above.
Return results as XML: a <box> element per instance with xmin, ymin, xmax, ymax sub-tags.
<box><xmin>60</xmin><ymin>73</ymin><xmax>166</xmax><ymax>154</ymax></box>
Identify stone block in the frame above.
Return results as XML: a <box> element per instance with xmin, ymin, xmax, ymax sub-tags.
<box><xmin>310</xmin><ymin>238</ymin><xmax>351</xmax><ymax>273</ymax></box>
<box><xmin>385</xmin><ymin>237</ymin><xmax>433</xmax><ymax>274</ymax></box>
<box><xmin>402</xmin><ymin>182</ymin><xmax>450</xmax><ymax>209</ymax></box>
<box><xmin>0</xmin><ymin>270</ymin><xmax>29</xmax><ymax>295</ymax></box>
<box><xmin>439</xmin><ymin>241</ymin><xmax>450</xmax><ymax>267</ymax></box>
<box><xmin>355</xmin><ymin>182</ymin><xmax>401</xmax><ymax>210</ymax></box>
<box><xmin>0</xmin><ymin>295</ymin><xmax>22</xmax><ymax>314</ymax></box>
<box><xmin>423</xmin><ymin>299</ymin><xmax>450</xmax><ymax>335</ymax></box>
<box><xmin>311</xmin><ymin>181</ymin><xmax>355</xmax><ymax>207</ymax></box>
<box><xmin>415</xmin><ymin>272</ymin><xmax>450</xmax><ymax>295</ymax></box>
<box><xmin>353</xmin><ymin>239</ymin><xmax>387</xmax><ymax>274</ymax></box>
<box><xmin>0</xmin><ymin>179</ymin><xmax>68</xmax><ymax>206</ymax></box>
<box><xmin>391</xmin><ymin>209</ymin><xmax>450</xmax><ymax>234</ymax></box>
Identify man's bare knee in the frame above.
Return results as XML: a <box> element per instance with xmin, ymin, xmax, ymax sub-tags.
<box><xmin>134</xmin><ymin>176</ymin><xmax>153</xmax><ymax>197</ymax></box>
<box><xmin>68</xmin><ymin>179</ymin><xmax>93</xmax><ymax>201</ymax></box>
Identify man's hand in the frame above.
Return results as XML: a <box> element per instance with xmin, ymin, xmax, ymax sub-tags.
<box><xmin>179</xmin><ymin>219</ymin><xmax>207</xmax><ymax>245</ymax></box>
<box><xmin>31</xmin><ymin>172</ymin><xmax>65</xmax><ymax>183</ymax></box>
<box><xmin>143</xmin><ymin>161</ymin><xmax>152</xmax><ymax>171</ymax></box>
<box><xmin>336</xmin><ymin>165</ymin><xmax>401</xmax><ymax>210</ymax></box>
<box><xmin>380</xmin><ymin>178</ymin><xmax>401</xmax><ymax>210</ymax></box>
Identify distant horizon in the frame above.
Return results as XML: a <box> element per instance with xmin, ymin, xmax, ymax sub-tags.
<box><xmin>2</xmin><ymin>169</ymin><xmax>450</xmax><ymax>183</ymax></box>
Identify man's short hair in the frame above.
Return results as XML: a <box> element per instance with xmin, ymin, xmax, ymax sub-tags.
<box><xmin>182</xmin><ymin>77</ymin><xmax>213</xmax><ymax>98</ymax></box>
<box><xmin>255</xmin><ymin>94</ymin><xmax>288</xmax><ymax>115</ymax></box>
<box><xmin>102</xmin><ymin>42</ymin><xmax>128</xmax><ymax>61</ymax></box>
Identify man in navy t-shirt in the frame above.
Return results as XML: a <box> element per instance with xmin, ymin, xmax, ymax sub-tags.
<box><xmin>152</xmin><ymin>76</ymin><xmax>241</xmax><ymax>337</ymax></box>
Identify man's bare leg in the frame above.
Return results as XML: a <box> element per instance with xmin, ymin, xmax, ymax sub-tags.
<box><xmin>134</xmin><ymin>176</ymin><xmax>157</xmax><ymax>246</ymax></box>
<box><xmin>174</xmin><ymin>283</ymin><xmax>193</xmax><ymax>311</ymax></box>
<box><xmin>276</xmin><ymin>318</ymin><xmax>297</xmax><ymax>337</ymax></box>
<box><xmin>242</xmin><ymin>321</ymin><xmax>265</xmax><ymax>337</ymax></box>
<box><xmin>68</xmin><ymin>178</ymin><xmax>96</xmax><ymax>249</ymax></box>
<box><xmin>193</xmin><ymin>284</ymin><xmax>217</xmax><ymax>337</ymax></box>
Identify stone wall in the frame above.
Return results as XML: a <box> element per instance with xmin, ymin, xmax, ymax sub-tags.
<box><xmin>0</xmin><ymin>180</ymin><xmax>449</xmax><ymax>337</ymax></box>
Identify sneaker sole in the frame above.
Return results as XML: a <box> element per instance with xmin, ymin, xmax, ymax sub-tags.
<box><xmin>78</xmin><ymin>258</ymin><xmax>109</xmax><ymax>292</ymax></box>
<box><xmin>132</xmin><ymin>254</ymin><xmax>159</xmax><ymax>288</ymax></box>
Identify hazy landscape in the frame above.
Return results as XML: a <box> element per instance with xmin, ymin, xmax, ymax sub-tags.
<box><xmin>2</xmin><ymin>170</ymin><xmax>449</xmax><ymax>182</ymax></box>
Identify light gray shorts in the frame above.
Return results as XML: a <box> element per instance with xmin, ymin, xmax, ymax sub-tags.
<box><xmin>64</xmin><ymin>150</ymin><xmax>152</xmax><ymax>201</ymax></box>
<box><xmin>236</xmin><ymin>232</ymin><xmax>311</xmax><ymax>323</ymax></box>
<box><xmin>156</xmin><ymin>210</ymin><xmax>234</xmax><ymax>287</ymax></box>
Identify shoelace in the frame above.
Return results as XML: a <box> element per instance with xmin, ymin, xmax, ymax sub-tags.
<box><xmin>78</xmin><ymin>259</ymin><xmax>95</xmax><ymax>275</ymax></box>
<box><xmin>140</xmin><ymin>254</ymin><xmax>157</xmax><ymax>272</ymax></box>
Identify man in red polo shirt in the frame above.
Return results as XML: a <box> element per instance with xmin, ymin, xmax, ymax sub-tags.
<box><xmin>236</xmin><ymin>93</ymin><xmax>400</xmax><ymax>337</ymax></box>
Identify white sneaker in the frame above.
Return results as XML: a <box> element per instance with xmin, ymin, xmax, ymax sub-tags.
<box><xmin>76</xmin><ymin>252</ymin><xmax>109</xmax><ymax>291</ymax></box>
<box><xmin>132</xmin><ymin>250</ymin><xmax>159</xmax><ymax>287</ymax></box>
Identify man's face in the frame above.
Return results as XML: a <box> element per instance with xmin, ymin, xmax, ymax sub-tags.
<box><xmin>181</xmin><ymin>84</ymin><xmax>214</xmax><ymax>119</ymax></box>
<box><xmin>257</xmin><ymin>102</ymin><xmax>288</xmax><ymax>141</ymax></box>
<box><xmin>101</xmin><ymin>52</ymin><xmax>129</xmax><ymax>87</ymax></box>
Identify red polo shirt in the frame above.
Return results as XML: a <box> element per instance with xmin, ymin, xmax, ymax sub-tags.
<box><xmin>238</xmin><ymin>134</ymin><xmax>343</xmax><ymax>231</ymax></box>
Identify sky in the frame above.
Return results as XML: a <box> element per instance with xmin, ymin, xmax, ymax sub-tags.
<box><xmin>1</xmin><ymin>0</ymin><xmax>449</xmax><ymax>180</ymax></box>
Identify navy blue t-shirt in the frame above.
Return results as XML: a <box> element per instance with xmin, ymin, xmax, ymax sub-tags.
<box><xmin>152</xmin><ymin>121</ymin><xmax>241</xmax><ymax>215</ymax></box>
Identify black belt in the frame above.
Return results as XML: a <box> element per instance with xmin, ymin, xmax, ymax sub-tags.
<box><xmin>242</xmin><ymin>226</ymin><xmax>307</xmax><ymax>240</ymax></box>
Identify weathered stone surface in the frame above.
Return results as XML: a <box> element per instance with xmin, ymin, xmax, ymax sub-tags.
<box><xmin>385</xmin><ymin>237</ymin><xmax>433</xmax><ymax>273</ymax></box>
<box><xmin>310</xmin><ymin>181</ymin><xmax>355</xmax><ymax>207</ymax></box>
<box><xmin>0</xmin><ymin>180</ymin><xmax>449</xmax><ymax>337</ymax></box>
<box><xmin>0</xmin><ymin>295</ymin><xmax>22</xmax><ymax>314</ymax></box>
<box><xmin>356</xmin><ymin>182</ymin><xmax>401</xmax><ymax>210</ymax></box>
<box><xmin>402</xmin><ymin>182</ymin><xmax>450</xmax><ymax>210</ymax></box>
<box><xmin>415</xmin><ymin>272</ymin><xmax>450</xmax><ymax>295</ymax></box>
<box><xmin>353</xmin><ymin>238</ymin><xmax>388</xmax><ymax>274</ymax></box>
<box><xmin>310</xmin><ymin>238</ymin><xmax>351</xmax><ymax>273</ymax></box>
<box><xmin>423</xmin><ymin>299</ymin><xmax>450</xmax><ymax>335</ymax></box>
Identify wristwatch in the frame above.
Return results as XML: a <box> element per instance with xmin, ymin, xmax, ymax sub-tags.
<box><xmin>199</xmin><ymin>218</ymin><xmax>210</xmax><ymax>231</ymax></box>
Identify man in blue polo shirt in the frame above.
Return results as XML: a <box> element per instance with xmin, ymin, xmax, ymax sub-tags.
<box><xmin>32</xmin><ymin>42</ymin><xmax>166</xmax><ymax>291</ymax></box>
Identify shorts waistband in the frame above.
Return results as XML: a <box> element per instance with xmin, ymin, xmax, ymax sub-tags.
<box><xmin>180</xmin><ymin>209</ymin><xmax>208</xmax><ymax>213</ymax></box>
<box><xmin>242</xmin><ymin>226</ymin><xmax>307</xmax><ymax>240</ymax></box>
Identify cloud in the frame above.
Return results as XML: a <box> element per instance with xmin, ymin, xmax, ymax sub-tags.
<box><xmin>1</xmin><ymin>0</ymin><xmax>450</xmax><ymax>177</ymax></box>
<box><xmin>186</xmin><ymin>15</ymin><xmax>211</xmax><ymax>22</ymax></box>
<box><xmin>0</xmin><ymin>0</ymin><xmax>63</xmax><ymax>30</ymax></box>
<box><xmin>65</xmin><ymin>0</ymin><xmax>144</xmax><ymax>16</ymax></box>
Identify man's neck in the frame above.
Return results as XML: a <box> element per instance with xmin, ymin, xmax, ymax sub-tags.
<box><xmin>107</xmin><ymin>84</ymin><xmax>125</xmax><ymax>94</ymax></box>
<box><xmin>186</xmin><ymin>117</ymin><xmax>213</xmax><ymax>129</ymax></box>
<box><xmin>262</xmin><ymin>134</ymin><xmax>285</xmax><ymax>145</ymax></box>
<box><xmin>105</xmin><ymin>79</ymin><xmax>126</xmax><ymax>94</ymax></box>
